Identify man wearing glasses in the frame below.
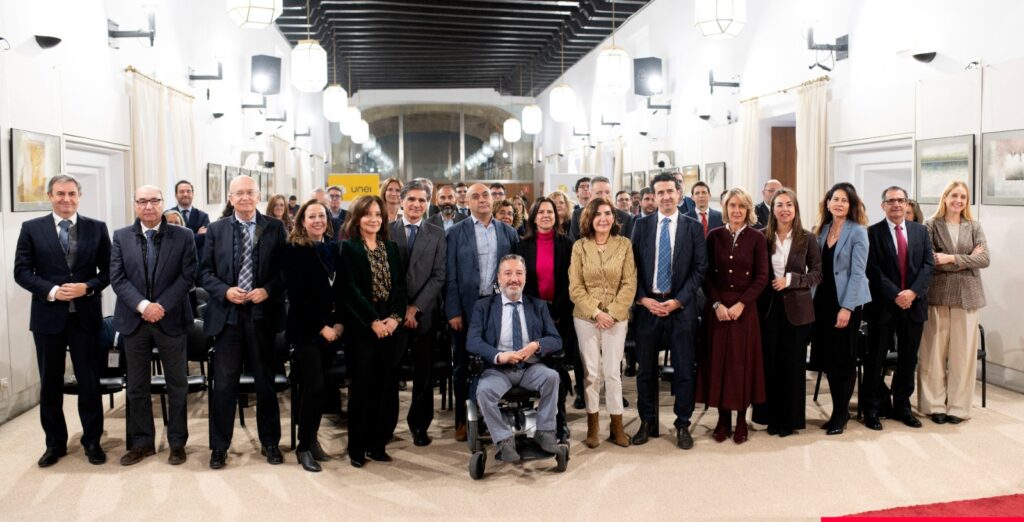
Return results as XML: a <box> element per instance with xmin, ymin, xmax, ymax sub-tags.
<box><xmin>326</xmin><ymin>185</ymin><xmax>347</xmax><ymax>239</ymax></box>
<box><xmin>200</xmin><ymin>175</ymin><xmax>288</xmax><ymax>469</ymax></box>
<box><xmin>754</xmin><ymin>179</ymin><xmax>783</xmax><ymax>230</ymax></box>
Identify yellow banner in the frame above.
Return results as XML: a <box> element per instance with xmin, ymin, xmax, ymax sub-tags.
<box><xmin>328</xmin><ymin>173</ymin><xmax>381</xmax><ymax>201</ymax></box>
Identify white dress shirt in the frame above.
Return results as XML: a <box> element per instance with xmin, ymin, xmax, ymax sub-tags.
<box><xmin>47</xmin><ymin>212</ymin><xmax>79</xmax><ymax>302</ymax></box>
<box><xmin>887</xmin><ymin>218</ymin><xmax>908</xmax><ymax>254</ymax></box>
<box><xmin>772</xmin><ymin>230</ymin><xmax>793</xmax><ymax>286</ymax></box>
<box><xmin>496</xmin><ymin>293</ymin><xmax>531</xmax><ymax>364</ymax></box>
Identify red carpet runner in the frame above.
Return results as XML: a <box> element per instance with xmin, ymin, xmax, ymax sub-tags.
<box><xmin>833</xmin><ymin>493</ymin><xmax>1024</xmax><ymax>517</ymax></box>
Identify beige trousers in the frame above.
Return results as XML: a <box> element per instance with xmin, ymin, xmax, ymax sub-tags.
<box><xmin>573</xmin><ymin>318</ymin><xmax>627</xmax><ymax>415</ymax></box>
<box><xmin>918</xmin><ymin>305</ymin><xmax>980</xmax><ymax>418</ymax></box>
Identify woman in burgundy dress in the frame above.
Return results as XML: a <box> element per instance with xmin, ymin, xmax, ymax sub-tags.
<box><xmin>698</xmin><ymin>188</ymin><xmax>769</xmax><ymax>444</ymax></box>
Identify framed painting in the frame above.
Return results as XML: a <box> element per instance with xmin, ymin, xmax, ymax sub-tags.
<box><xmin>915</xmin><ymin>135</ymin><xmax>974</xmax><ymax>205</ymax></box>
<box><xmin>225</xmin><ymin>166</ymin><xmax>240</xmax><ymax>196</ymax></box>
<box><xmin>11</xmin><ymin>129</ymin><xmax>61</xmax><ymax>212</ymax></box>
<box><xmin>704</xmin><ymin>161</ymin><xmax>727</xmax><ymax>198</ymax></box>
<box><xmin>681</xmin><ymin>164</ymin><xmax>700</xmax><ymax>194</ymax></box>
<box><xmin>981</xmin><ymin>129</ymin><xmax>1024</xmax><ymax>206</ymax></box>
<box><xmin>206</xmin><ymin>163</ymin><xmax>223</xmax><ymax>204</ymax></box>
<box><xmin>632</xmin><ymin>171</ymin><xmax>646</xmax><ymax>191</ymax></box>
<box><xmin>622</xmin><ymin>172</ymin><xmax>633</xmax><ymax>192</ymax></box>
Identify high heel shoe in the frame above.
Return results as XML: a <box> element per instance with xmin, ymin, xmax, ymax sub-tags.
<box><xmin>296</xmin><ymin>450</ymin><xmax>322</xmax><ymax>472</ymax></box>
<box><xmin>826</xmin><ymin>419</ymin><xmax>847</xmax><ymax>435</ymax></box>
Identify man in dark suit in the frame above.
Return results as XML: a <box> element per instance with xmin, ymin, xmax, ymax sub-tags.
<box><xmin>111</xmin><ymin>185</ymin><xmax>197</xmax><ymax>466</ymax></box>
<box><xmin>454</xmin><ymin>182</ymin><xmax>470</xmax><ymax>216</ymax></box>
<box><xmin>14</xmin><ymin>174</ymin><xmax>111</xmax><ymax>467</ymax></box>
<box><xmin>630</xmin><ymin>172</ymin><xmax>707</xmax><ymax>449</ymax></box>
<box><xmin>445</xmin><ymin>183</ymin><xmax>520</xmax><ymax>440</ymax></box>
<box><xmin>672</xmin><ymin>172</ymin><xmax>697</xmax><ymax>215</ymax></box>
<box><xmin>683</xmin><ymin>181</ymin><xmax>724</xmax><ymax>236</ymax></box>
<box><xmin>569</xmin><ymin>176</ymin><xmax>633</xmax><ymax>240</ymax></box>
<box><xmin>428</xmin><ymin>184</ymin><xmax>467</xmax><ymax>233</ymax></box>
<box><xmin>754</xmin><ymin>179</ymin><xmax>782</xmax><ymax>229</ymax></box>
<box><xmin>200</xmin><ymin>174</ymin><xmax>288</xmax><ymax>469</ymax></box>
<box><xmin>388</xmin><ymin>181</ymin><xmax>446</xmax><ymax>447</ymax></box>
<box><xmin>169</xmin><ymin>180</ymin><xmax>211</xmax><ymax>235</ymax></box>
<box><xmin>467</xmin><ymin>254</ymin><xmax>562</xmax><ymax>462</ymax></box>
<box><xmin>326</xmin><ymin>185</ymin><xmax>348</xmax><ymax>238</ymax></box>
<box><xmin>573</xmin><ymin>177</ymin><xmax>591</xmax><ymax>211</ymax></box>
<box><xmin>864</xmin><ymin>186</ymin><xmax>934</xmax><ymax>430</ymax></box>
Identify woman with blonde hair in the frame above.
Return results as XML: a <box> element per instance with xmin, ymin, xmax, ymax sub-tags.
<box><xmin>379</xmin><ymin>177</ymin><xmax>403</xmax><ymax>224</ymax></box>
<box><xmin>919</xmin><ymin>180</ymin><xmax>989</xmax><ymax>424</ymax></box>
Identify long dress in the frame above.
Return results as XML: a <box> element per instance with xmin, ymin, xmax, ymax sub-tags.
<box><xmin>696</xmin><ymin>226</ymin><xmax>770</xmax><ymax>410</ymax></box>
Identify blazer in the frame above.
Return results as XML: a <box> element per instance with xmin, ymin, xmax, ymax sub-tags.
<box><xmin>754</xmin><ymin>202</ymin><xmax>770</xmax><ymax>229</ymax></box>
<box><xmin>169</xmin><ymin>206</ymin><xmax>210</xmax><ymax>235</ymax></box>
<box><xmin>390</xmin><ymin>219</ymin><xmax>446</xmax><ymax>333</ymax></box>
<box><xmin>569</xmin><ymin>206</ymin><xmax>634</xmax><ymax>241</ymax></box>
<box><xmin>684</xmin><ymin>207</ymin><xmax>724</xmax><ymax>233</ymax></box>
<box><xmin>466</xmin><ymin>293</ymin><xmax>562</xmax><ymax>368</ymax></box>
<box><xmin>111</xmin><ymin>217</ymin><xmax>197</xmax><ymax>337</ymax></box>
<box><xmin>427</xmin><ymin>211</ymin><xmax>467</xmax><ymax>233</ymax></box>
<box><xmin>631</xmin><ymin>212</ymin><xmax>708</xmax><ymax>320</ymax></box>
<box><xmin>199</xmin><ymin>212</ymin><xmax>287</xmax><ymax>336</ymax></box>
<box><xmin>816</xmin><ymin>221</ymin><xmax>872</xmax><ymax>312</ymax></box>
<box><xmin>705</xmin><ymin>226</ymin><xmax>769</xmax><ymax>307</ymax></box>
<box><xmin>678</xmin><ymin>196</ymin><xmax>696</xmax><ymax>216</ymax></box>
<box><xmin>865</xmin><ymin>219</ymin><xmax>934</xmax><ymax>323</ymax></box>
<box><xmin>283</xmin><ymin>241</ymin><xmax>340</xmax><ymax>343</ymax></box>
<box><xmin>14</xmin><ymin>214</ymin><xmax>111</xmax><ymax>334</ymax></box>
<box><xmin>338</xmin><ymin>239</ymin><xmax>408</xmax><ymax>329</ymax></box>
<box><xmin>568</xmin><ymin>236</ymin><xmax>637</xmax><ymax>322</ymax></box>
<box><xmin>444</xmin><ymin>217</ymin><xmax>519</xmax><ymax>321</ymax></box>
<box><xmin>760</xmin><ymin>229</ymin><xmax>822</xmax><ymax>326</ymax></box>
<box><xmin>328</xmin><ymin>209</ymin><xmax>348</xmax><ymax>240</ymax></box>
<box><xmin>924</xmin><ymin>218</ymin><xmax>989</xmax><ymax>310</ymax></box>
<box><xmin>516</xmin><ymin>231</ymin><xmax>574</xmax><ymax>322</ymax></box>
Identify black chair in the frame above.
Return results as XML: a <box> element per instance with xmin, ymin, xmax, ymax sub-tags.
<box><xmin>207</xmin><ymin>332</ymin><xmax>291</xmax><ymax>431</ymax></box>
<box><xmin>63</xmin><ymin>316</ymin><xmax>126</xmax><ymax>410</ymax></box>
<box><xmin>978</xmin><ymin>324</ymin><xmax>988</xmax><ymax>408</ymax></box>
<box><xmin>433</xmin><ymin>325</ymin><xmax>454</xmax><ymax>411</ymax></box>
<box><xmin>150</xmin><ymin>319</ymin><xmax>210</xmax><ymax>425</ymax></box>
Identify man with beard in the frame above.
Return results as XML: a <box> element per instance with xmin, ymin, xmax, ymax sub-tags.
<box><xmin>429</xmin><ymin>185</ymin><xmax>467</xmax><ymax>232</ymax></box>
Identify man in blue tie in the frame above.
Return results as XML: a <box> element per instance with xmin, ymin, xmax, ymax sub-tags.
<box><xmin>630</xmin><ymin>173</ymin><xmax>707</xmax><ymax>449</ymax></box>
<box><xmin>467</xmin><ymin>254</ymin><xmax>562</xmax><ymax>462</ymax></box>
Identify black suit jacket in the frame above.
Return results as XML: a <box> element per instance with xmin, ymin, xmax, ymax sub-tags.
<box><xmin>631</xmin><ymin>212</ymin><xmax>707</xmax><ymax>320</ymax></box>
<box><xmin>515</xmin><ymin>232</ymin><xmax>574</xmax><ymax>323</ymax></box>
<box><xmin>14</xmin><ymin>214</ymin><xmax>111</xmax><ymax>334</ymax></box>
<box><xmin>198</xmin><ymin>212</ymin><xmax>287</xmax><ymax>336</ymax></box>
<box><xmin>684</xmin><ymin>207</ymin><xmax>724</xmax><ymax>233</ymax></box>
<box><xmin>865</xmin><ymin>219</ymin><xmax>934</xmax><ymax>323</ymax></box>
<box><xmin>337</xmin><ymin>239</ymin><xmax>408</xmax><ymax>329</ymax></box>
<box><xmin>390</xmin><ymin>219</ymin><xmax>446</xmax><ymax>332</ymax></box>
<box><xmin>111</xmin><ymin>218</ymin><xmax>197</xmax><ymax>337</ymax></box>
<box><xmin>754</xmin><ymin>202</ymin><xmax>770</xmax><ymax>230</ymax></box>
<box><xmin>170</xmin><ymin>206</ymin><xmax>210</xmax><ymax>235</ymax></box>
<box><xmin>569</xmin><ymin>206</ymin><xmax>634</xmax><ymax>241</ymax></box>
<box><xmin>427</xmin><ymin>212</ymin><xmax>467</xmax><ymax>233</ymax></box>
<box><xmin>283</xmin><ymin>242</ymin><xmax>340</xmax><ymax>344</ymax></box>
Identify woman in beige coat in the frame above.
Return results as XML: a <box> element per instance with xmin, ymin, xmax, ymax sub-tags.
<box><xmin>569</xmin><ymin>199</ymin><xmax>637</xmax><ymax>448</ymax></box>
<box><xmin>919</xmin><ymin>180</ymin><xmax>990</xmax><ymax>424</ymax></box>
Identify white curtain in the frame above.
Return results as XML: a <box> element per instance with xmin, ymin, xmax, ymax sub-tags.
<box><xmin>796</xmin><ymin>80</ymin><xmax>829</xmax><ymax>225</ymax></box>
<box><xmin>129</xmin><ymin>72</ymin><xmax>196</xmax><ymax>199</ymax></box>
<box><xmin>166</xmin><ymin>90</ymin><xmax>197</xmax><ymax>199</ymax></box>
<box><xmin>735</xmin><ymin>99</ymin><xmax>760</xmax><ymax>194</ymax></box>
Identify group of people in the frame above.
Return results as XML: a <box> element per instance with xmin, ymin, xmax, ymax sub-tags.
<box><xmin>13</xmin><ymin>168</ymin><xmax>988</xmax><ymax>474</ymax></box>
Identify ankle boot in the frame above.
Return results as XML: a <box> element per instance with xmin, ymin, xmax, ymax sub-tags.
<box><xmin>584</xmin><ymin>413</ymin><xmax>601</xmax><ymax>448</ymax></box>
<box><xmin>608</xmin><ymin>414</ymin><xmax>630</xmax><ymax>447</ymax></box>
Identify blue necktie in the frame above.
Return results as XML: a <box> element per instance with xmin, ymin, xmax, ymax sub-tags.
<box><xmin>58</xmin><ymin>219</ymin><xmax>71</xmax><ymax>254</ymax></box>
<box><xmin>656</xmin><ymin>217</ymin><xmax>672</xmax><ymax>292</ymax></box>
<box><xmin>238</xmin><ymin>222</ymin><xmax>254</xmax><ymax>291</ymax></box>
<box><xmin>508</xmin><ymin>301</ymin><xmax>525</xmax><ymax>368</ymax></box>
<box><xmin>406</xmin><ymin>224</ymin><xmax>418</xmax><ymax>253</ymax></box>
<box><xmin>144</xmin><ymin>229</ymin><xmax>157</xmax><ymax>279</ymax></box>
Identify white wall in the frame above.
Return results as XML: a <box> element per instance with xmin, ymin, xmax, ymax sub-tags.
<box><xmin>0</xmin><ymin>0</ymin><xmax>330</xmax><ymax>422</ymax></box>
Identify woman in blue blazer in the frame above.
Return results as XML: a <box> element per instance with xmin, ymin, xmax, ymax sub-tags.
<box><xmin>809</xmin><ymin>182</ymin><xmax>871</xmax><ymax>435</ymax></box>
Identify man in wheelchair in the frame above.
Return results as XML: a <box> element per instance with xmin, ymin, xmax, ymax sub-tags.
<box><xmin>467</xmin><ymin>254</ymin><xmax>562</xmax><ymax>463</ymax></box>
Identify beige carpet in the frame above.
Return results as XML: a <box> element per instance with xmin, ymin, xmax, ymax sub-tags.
<box><xmin>1</xmin><ymin>374</ymin><xmax>1022</xmax><ymax>520</ymax></box>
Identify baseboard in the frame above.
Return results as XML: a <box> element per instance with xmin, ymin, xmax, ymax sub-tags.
<box><xmin>983</xmin><ymin>361</ymin><xmax>1024</xmax><ymax>395</ymax></box>
<box><xmin>0</xmin><ymin>386</ymin><xmax>41</xmax><ymax>426</ymax></box>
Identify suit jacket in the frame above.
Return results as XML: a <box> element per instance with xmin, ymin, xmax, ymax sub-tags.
<box><xmin>199</xmin><ymin>212</ymin><xmax>287</xmax><ymax>336</ymax></box>
<box><xmin>14</xmin><ymin>214</ymin><xmax>111</xmax><ymax>334</ymax></box>
<box><xmin>283</xmin><ymin>241</ymin><xmax>340</xmax><ymax>343</ymax></box>
<box><xmin>170</xmin><ymin>206</ymin><xmax>210</xmax><ymax>235</ymax></box>
<box><xmin>678</xmin><ymin>196</ymin><xmax>696</xmax><ymax>216</ymax></box>
<box><xmin>754</xmin><ymin>202</ymin><xmax>770</xmax><ymax>229</ymax></box>
<box><xmin>328</xmin><ymin>209</ymin><xmax>348</xmax><ymax>240</ymax></box>
<box><xmin>337</xmin><ymin>239</ymin><xmax>408</xmax><ymax>329</ymax></box>
<box><xmin>759</xmin><ymin>229</ymin><xmax>822</xmax><ymax>326</ymax></box>
<box><xmin>569</xmin><ymin>206</ymin><xmax>634</xmax><ymax>241</ymax></box>
<box><xmin>865</xmin><ymin>219</ymin><xmax>934</xmax><ymax>323</ymax></box>
<box><xmin>444</xmin><ymin>217</ymin><xmax>519</xmax><ymax>321</ymax></box>
<box><xmin>684</xmin><ymin>207</ymin><xmax>724</xmax><ymax>234</ymax></box>
<box><xmin>466</xmin><ymin>293</ymin><xmax>562</xmax><ymax>368</ymax></box>
<box><xmin>631</xmin><ymin>212</ymin><xmax>708</xmax><ymax>320</ymax></box>
<box><xmin>427</xmin><ymin>211</ymin><xmax>467</xmax><ymax>233</ymax></box>
<box><xmin>568</xmin><ymin>236</ymin><xmax>637</xmax><ymax>322</ymax></box>
<box><xmin>816</xmin><ymin>222</ymin><xmax>872</xmax><ymax>311</ymax></box>
<box><xmin>515</xmin><ymin>231</ymin><xmax>574</xmax><ymax>322</ymax></box>
<box><xmin>924</xmin><ymin>218</ymin><xmax>989</xmax><ymax>310</ymax></box>
<box><xmin>111</xmin><ymin>217</ymin><xmax>197</xmax><ymax>337</ymax></box>
<box><xmin>427</xmin><ymin>203</ymin><xmax>441</xmax><ymax>218</ymax></box>
<box><xmin>390</xmin><ymin>219</ymin><xmax>446</xmax><ymax>333</ymax></box>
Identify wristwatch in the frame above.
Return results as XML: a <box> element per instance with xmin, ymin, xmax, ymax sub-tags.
<box><xmin>712</xmin><ymin>301</ymin><xmax>722</xmax><ymax>310</ymax></box>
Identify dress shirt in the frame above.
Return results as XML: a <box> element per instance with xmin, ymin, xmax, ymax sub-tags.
<box><xmin>47</xmin><ymin>212</ymin><xmax>79</xmax><ymax>302</ymax></box>
<box><xmin>496</xmin><ymin>293</ymin><xmax>531</xmax><ymax>363</ymax></box>
<box><xmin>772</xmin><ymin>230</ymin><xmax>793</xmax><ymax>286</ymax></box>
<box><xmin>136</xmin><ymin>222</ymin><xmax>162</xmax><ymax>313</ymax></box>
<box><xmin>473</xmin><ymin>215</ymin><xmax>499</xmax><ymax>296</ymax></box>
<box><xmin>652</xmin><ymin>210</ymin><xmax>678</xmax><ymax>292</ymax></box>
<box><xmin>886</xmin><ymin>218</ymin><xmax>908</xmax><ymax>255</ymax></box>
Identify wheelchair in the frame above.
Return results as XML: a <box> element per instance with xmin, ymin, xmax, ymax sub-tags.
<box><xmin>465</xmin><ymin>353</ymin><xmax>569</xmax><ymax>480</ymax></box>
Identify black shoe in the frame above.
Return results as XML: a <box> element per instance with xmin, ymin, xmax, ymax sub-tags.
<box><xmin>350</xmin><ymin>455</ymin><xmax>366</xmax><ymax>468</ymax></box>
<box><xmin>826</xmin><ymin>424</ymin><xmax>846</xmax><ymax>436</ymax></box>
<box><xmin>623</xmin><ymin>397</ymin><xmax>630</xmax><ymax>407</ymax></box>
<box><xmin>366</xmin><ymin>449</ymin><xmax>392</xmax><ymax>462</ymax></box>
<box><xmin>676</xmin><ymin>428</ymin><xmax>694</xmax><ymax>450</ymax></box>
<box><xmin>624</xmin><ymin>366</ymin><xmax>637</xmax><ymax>377</ymax></box>
<box><xmin>296</xmin><ymin>450</ymin><xmax>322</xmax><ymax>472</ymax></box>
<box><xmin>119</xmin><ymin>446</ymin><xmax>155</xmax><ymax>466</ymax></box>
<box><xmin>261</xmin><ymin>445</ymin><xmax>284</xmax><ymax>465</ymax></box>
<box><xmin>411</xmin><ymin>429</ymin><xmax>432</xmax><ymax>447</ymax></box>
<box><xmin>310</xmin><ymin>441</ymin><xmax>330</xmax><ymax>462</ymax></box>
<box><xmin>946</xmin><ymin>415</ymin><xmax>963</xmax><ymax>424</ymax></box>
<box><xmin>573</xmin><ymin>395</ymin><xmax>586</xmax><ymax>410</ymax></box>
<box><xmin>864</xmin><ymin>414</ymin><xmax>883</xmax><ymax>431</ymax></box>
<box><xmin>210</xmin><ymin>449</ymin><xmax>227</xmax><ymax>469</ymax></box>
<box><xmin>168</xmin><ymin>446</ymin><xmax>187</xmax><ymax>465</ymax></box>
<box><xmin>37</xmin><ymin>447</ymin><xmax>67</xmax><ymax>468</ymax></box>
<box><xmin>767</xmin><ymin>425</ymin><xmax>779</xmax><ymax>435</ymax></box>
<box><xmin>631</xmin><ymin>420</ymin><xmax>659</xmax><ymax>445</ymax></box>
<box><xmin>84</xmin><ymin>444</ymin><xmax>106</xmax><ymax>465</ymax></box>
<box><xmin>895</xmin><ymin>411</ymin><xmax>922</xmax><ymax>428</ymax></box>
<box><xmin>778</xmin><ymin>429</ymin><xmax>794</xmax><ymax>438</ymax></box>
<box><xmin>930</xmin><ymin>413</ymin><xmax>948</xmax><ymax>425</ymax></box>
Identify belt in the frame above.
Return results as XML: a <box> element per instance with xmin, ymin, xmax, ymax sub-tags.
<box><xmin>650</xmin><ymin>292</ymin><xmax>672</xmax><ymax>300</ymax></box>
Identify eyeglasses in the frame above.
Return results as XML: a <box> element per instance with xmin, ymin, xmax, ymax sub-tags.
<box><xmin>135</xmin><ymin>198</ymin><xmax>163</xmax><ymax>207</ymax></box>
<box><xmin>231</xmin><ymin>190</ymin><xmax>258</xmax><ymax>198</ymax></box>
<box><xmin>884</xmin><ymin>198</ymin><xmax>907</xmax><ymax>206</ymax></box>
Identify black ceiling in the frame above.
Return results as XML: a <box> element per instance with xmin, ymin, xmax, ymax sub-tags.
<box><xmin>276</xmin><ymin>0</ymin><xmax>653</xmax><ymax>96</ymax></box>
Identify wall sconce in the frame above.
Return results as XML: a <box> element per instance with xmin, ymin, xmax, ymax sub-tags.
<box><xmin>647</xmin><ymin>98</ymin><xmax>671</xmax><ymax>113</ymax></box>
<box><xmin>108</xmin><ymin>13</ymin><xmax>156</xmax><ymax>49</ymax></box>
<box><xmin>573</xmin><ymin>128</ymin><xmax>590</xmax><ymax>138</ymax></box>
<box><xmin>913</xmin><ymin>51</ymin><xmax>937</xmax><ymax>63</ymax></box>
<box><xmin>241</xmin><ymin>96</ymin><xmax>267</xmax><ymax>110</ymax></box>
<box><xmin>600</xmin><ymin>115</ymin><xmax>621</xmax><ymax>127</ymax></box>
<box><xmin>265</xmin><ymin>111</ymin><xmax>287</xmax><ymax>122</ymax></box>
<box><xmin>34</xmin><ymin>35</ymin><xmax>61</xmax><ymax>49</ymax></box>
<box><xmin>294</xmin><ymin>128</ymin><xmax>311</xmax><ymax>140</ymax></box>
<box><xmin>188</xmin><ymin>62</ymin><xmax>223</xmax><ymax>81</ymax></box>
<box><xmin>807</xmin><ymin>28</ymin><xmax>849</xmax><ymax>60</ymax></box>
<box><xmin>0</xmin><ymin>37</ymin><xmax>10</xmax><ymax>52</ymax></box>
<box><xmin>709</xmin><ymin>70</ymin><xmax>740</xmax><ymax>94</ymax></box>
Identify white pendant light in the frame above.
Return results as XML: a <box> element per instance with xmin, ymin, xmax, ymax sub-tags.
<box><xmin>596</xmin><ymin>1</ymin><xmax>632</xmax><ymax>96</ymax></box>
<box><xmin>340</xmin><ymin>106</ymin><xmax>361</xmax><ymax>135</ymax></box>
<box><xmin>521</xmin><ymin>104</ymin><xmax>542</xmax><ymax>134</ymax></box>
<box><xmin>351</xmin><ymin>119</ymin><xmax>369</xmax><ymax>144</ymax></box>
<box><xmin>322</xmin><ymin>85</ymin><xmax>347</xmax><ymax>122</ymax></box>
<box><xmin>226</xmin><ymin>0</ymin><xmax>283</xmax><ymax>29</ymax></box>
<box><xmin>549</xmin><ymin>84</ymin><xmax>576</xmax><ymax>123</ymax></box>
<box><xmin>290</xmin><ymin>1</ymin><xmax>326</xmax><ymax>92</ymax></box>
<box><xmin>503</xmin><ymin>117</ymin><xmax>522</xmax><ymax>143</ymax></box>
<box><xmin>695</xmin><ymin>0</ymin><xmax>747</xmax><ymax>39</ymax></box>
<box><xmin>489</xmin><ymin>132</ymin><xmax>501</xmax><ymax>149</ymax></box>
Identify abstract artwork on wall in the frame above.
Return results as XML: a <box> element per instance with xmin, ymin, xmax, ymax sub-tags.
<box><xmin>981</xmin><ymin>129</ymin><xmax>1024</xmax><ymax>206</ymax></box>
<box><xmin>11</xmin><ymin>129</ymin><xmax>61</xmax><ymax>212</ymax></box>
<box><xmin>704</xmin><ymin>162</ymin><xmax>727</xmax><ymax>198</ymax></box>
<box><xmin>681</xmin><ymin>164</ymin><xmax>700</xmax><ymax>195</ymax></box>
<box><xmin>224</xmin><ymin>166</ymin><xmax>240</xmax><ymax>197</ymax></box>
<box><xmin>632</xmin><ymin>171</ymin><xmax>647</xmax><ymax>192</ymax></box>
<box><xmin>206</xmin><ymin>163</ymin><xmax>223</xmax><ymax>204</ymax></box>
<box><xmin>915</xmin><ymin>135</ymin><xmax>974</xmax><ymax>204</ymax></box>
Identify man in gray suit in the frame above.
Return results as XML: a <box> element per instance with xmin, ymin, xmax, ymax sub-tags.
<box><xmin>111</xmin><ymin>185</ymin><xmax>197</xmax><ymax>466</ymax></box>
<box><xmin>387</xmin><ymin>180</ymin><xmax>446</xmax><ymax>446</ymax></box>
<box><xmin>428</xmin><ymin>184</ymin><xmax>467</xmax><ymax>232</ymax></box>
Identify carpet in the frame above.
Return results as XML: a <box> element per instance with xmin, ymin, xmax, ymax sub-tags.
<box><xmin>839</xmin><ymin>493</ymin><xmax>1024</xmax><ymax>517</ymax></box>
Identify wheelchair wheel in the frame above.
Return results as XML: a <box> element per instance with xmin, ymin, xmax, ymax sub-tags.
<box><xmin>469</xmin><ymin>451</ymin><xmax>486</xmax><ymax>480</ymax></box>
<box><xmin>467</xmin><ymin>420</ymin><xmax>480</xmax><ymax>452</ymax></box>
<box><xmin>554</xmin><ymin>445</ymin><xmax>568</xmax><ymax>472</ymax></box>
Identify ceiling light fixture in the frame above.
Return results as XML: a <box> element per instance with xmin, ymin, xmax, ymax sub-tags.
<box><xmin>503</xmin><ymin>72</ymin><xmax>521</xmax><ymax>144</ymax></box>
<box><xmin>322</xmin><ymin>36</ymin><xmax>348</xmax><ymax>122</ymax></box>
<box><xmin>226</xmin><ymin>0</ymin><xmax>282</xmax><ymax>29</ymax></box>
<box><xmin>522</xmin><ymin>65</ymin><xmax>542</xmax><ymax>134</ymax></box>
<box><xmin>694</xmin><ymin>0</ymin><xmax>747</xmax><ymax>40</ymax></box>
<box><xmin>290</xmin><ymin>0</ymin><xmax>327</xmax><ymax>92</ymax></box>
<box><xmin>549</xmin><ymin>29</ymin><xmax>576</xmax><ymax>123</ymax></box>
<box><xmin>596</xmin><ymin>0</ymin><xmax>631</xmax><ymax>96</ymax></box>
<box><xmin>340</xmin><ymin>58</ymin><xmax>361</xmax><ymax>135</ymax></box>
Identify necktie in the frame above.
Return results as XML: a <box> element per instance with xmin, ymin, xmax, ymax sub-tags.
<box><xmin>144</xmin><ymin>229</ymin><xmax>157</xmax><ymax>279</ymax></box>
<box><xmin>701</xmin><ymin>211</ymin><xmax>708</xmax><ymax>236</ymax></box>
<box><xmin>238</xmin><ymin>222</ymin><xmax>254</xmax><ymax>292</ymax></box>
<box><xmin>896</xmin><ymin>224</ymin><xmax>908</xmax><ymax>289</ymax></box>
<box><xmin>508</xmin><ymin>302</ymin><xmax>524</xmax><ymax>350</ymax></box>
<box><xmin>182</xmin><ymin>209</ymin><xmax>190</xmax><ymax>224</ymax></box>
<box><xmin>406</xmin><ymin>224</ymin><xmax>418</xmax><ymax>253</ymax></box>
<box><xmin>656</xmin><ymin>217</ymin><xmax>672</xmax><ymax>292</ymax></box>
<box><xmin>58</xmin><ymin>219</ymin><xmax>71</xmax><ymax>254</ymax></box>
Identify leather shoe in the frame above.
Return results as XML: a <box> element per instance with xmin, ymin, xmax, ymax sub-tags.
<box><xmin>864</xmin><ymin>415</ymin><xmax>883</xmax><ymax>431</ymax></box>
<box><xmin>676</xmin><ymin>428</ymin><xmax>694</xmax><ymax>450</ymax></box>
<box><xmin>209</xmin><ymin>449</ymin><xmax>227</xmax><ymax>469</ymax></box>
<box><xmin>84</xmin><ymin>444</ymin><xmax>106</xmax><ymax>465</ymax></box>
<box><xmin>573</xmin><ymin>395</ymin><xmax>586</xmax><ymax>410</ymax></box>
<box><xmin>454</xmin><ymin>423</ymin><xmax>468</xmax><ymax>442</ymax></box>
<box><xmin>931</xmin><ymin>413</ymin><xmax>948</xmax><ymax>425</ymax></box>
<box><xmin>261</xmin><ymin>445</ymin><xmax>284</xmax><ymax>465</ymax></box>
<box><xmin>826</xmin><ymin>424</ymin><xmax>845</xmax><ymax>436</ymax></box>
<box><xmin>767</xmin><ymin>425</ymin><xmax>779</xmax><ymax>436</ymax></box>
<box><xmin>778</xmin><ymin>429</ymin><xmax>794</xmax><ymax>438</ymax></box>
<box><xmin>37</xmin><ymin>447</ymin><xmax>67</xmax><ymax>468</ymax></box>
<box><xmin>119</xmin><ymin>446</ymin><xmax>155</xmax><ymax>466</ymax></box>
<box><xmin>733</xmin><ymin>421</ymin><xmax>749</xmax><ymax>444</ymax></box>
<box><xmin>630</xmin><ymin>420</ymin><xmax>659</xmax><ymax>445</ymax></box>
<box><xmin>350</xmin><ymin>455</ymin><xmax>366</xmax><ymax>468</ymax></box>
<box><xmin>296</xmin><ymin>450</ymin><xmax>322</xmax><ymax>472</ymax></box>
<box><xmin>624</xmin><ymin>366</ymin><xmax>637</xmax><ymax>377</ymax></box>
<box><xmin>896</xmin><ymin>411</ymin><xmax>922</xmax><ymax>428</ymax></box>
<box><xmin>310</xmin><ymin>441</ymin><xmax>330</xmax><ymax>462</ymax></box>
<box><xmin>411</xmin><ymin>429</ymin><xmax>432</xmax><ymax>447</ymax></box>
<box><xmin>168</xmin><ymin>446</ymin><xmax>187</xmax><ymax>465</ymax></box>
<box><xmin>946</xmin><ymin>415</ymin><xmax>963</xmax><ymax>424</ymax></box>
<box><xmin>366</xmin><ymin>449</ymin><xmax>392</xmax><ymax>462</ymax></box>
